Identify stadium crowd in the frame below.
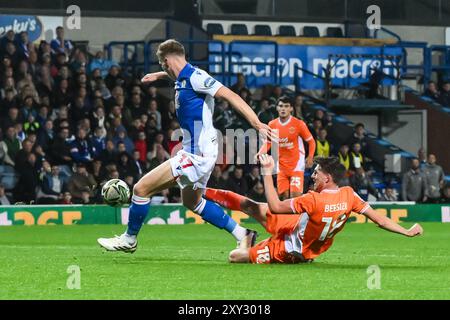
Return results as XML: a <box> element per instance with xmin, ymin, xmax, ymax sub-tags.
<box><xmin>0</xmin><ymin>28</ymin><xmax>448</xmax><ymax>205</ymax></box>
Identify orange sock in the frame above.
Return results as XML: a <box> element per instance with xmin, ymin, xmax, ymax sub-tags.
<box><xmin>204</xmin><ymin>188</ymin><xmax>245</xmax><ymax>211</ymax></box>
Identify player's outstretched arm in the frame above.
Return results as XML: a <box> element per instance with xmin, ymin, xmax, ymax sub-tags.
<box><xmin>364</xmin><ymin>208</ymin><xmax>424</xmax><ymax>237</ymax></box>
<box><xmin>259</xmin><ymin>154</ymin><xmax>293</xmax><ymax>214</ymax></box>
<box><xmin>215</xmin><ymin>86</ymin><xmax>275</xmax><ymax>142</ymax></box>
<box><xmin>141</xmin><ymin>71</ymin><xmax>169</xmax><ymax>83</ymax></box>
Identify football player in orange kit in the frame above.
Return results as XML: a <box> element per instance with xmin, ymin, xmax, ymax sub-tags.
<box><xmin>205</xmin><ymin>155</ymin><xmax>423</xmax><ymax>264</ymax></box>
<box><xmin>257</xmin><ymin>96</ymin><xmax>316</xmax><ymax>199</ymax></box>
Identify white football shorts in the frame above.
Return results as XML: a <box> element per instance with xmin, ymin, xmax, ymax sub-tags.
<box><xmin>169</xmin><ymin>150</ymin><xmax>217</xmax><ymax>190</ymax></box>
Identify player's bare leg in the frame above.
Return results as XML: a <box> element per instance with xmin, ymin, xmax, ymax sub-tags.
<box><xmin>97</xmin><ymin>160</ymin><xmax>177</xmax><ymax>253</ymax></box>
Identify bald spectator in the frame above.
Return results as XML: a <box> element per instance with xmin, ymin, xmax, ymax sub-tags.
<box><xmin>423</xmin><ymin>154</ymin><xmax>445</xmax><ymax>203</ymax></box>
<box><xmin>402</xmin><ymin>158</ymin><xmax>427</xmax><ymax>202</ymax></box>
<box><xmin>67</xmin><ymin>163</ymin><xmax>97</xmax><ymax>202</ymax></box>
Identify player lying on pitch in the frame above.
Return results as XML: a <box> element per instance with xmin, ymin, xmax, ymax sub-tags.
<box><xmin>205</xmin><ymin>155</ymin><xmax>424</xmax><ymax>264</ymax></box>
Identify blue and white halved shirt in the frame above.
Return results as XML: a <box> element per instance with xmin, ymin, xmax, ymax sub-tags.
<box><xmin>175</xmin><ymin>63</ymin><xmax>223</xmax><ymax>157</ymax></box>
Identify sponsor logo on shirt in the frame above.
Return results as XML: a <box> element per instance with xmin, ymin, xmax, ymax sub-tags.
<box><xmin>204</xmin><ymin>77</ymin><xmax>216</xmax><ymax>88</ymax></box>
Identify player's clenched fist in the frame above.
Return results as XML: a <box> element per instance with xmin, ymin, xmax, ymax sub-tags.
<box><xmin>406</xmin><ymin>223</ymin><xmax>424</xmax><ymax>237</ymax></box>
<box><xmin>259</xmin><ymin>154</ymin><xmax>275</xmax><ymax>176</ymax></box>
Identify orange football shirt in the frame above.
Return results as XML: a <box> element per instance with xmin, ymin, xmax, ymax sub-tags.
<box><xmin>286</xmin><ymin>186</ymin><xmax>370</xmax><ymax>259</ymax></box>
<box><xmin>265</xmin><ymin>116</ymin><xmax>313</xmax><ymax>172</ymax></box>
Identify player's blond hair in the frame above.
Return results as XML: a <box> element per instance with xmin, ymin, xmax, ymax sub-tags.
<box><xmin>156</xmin><ymin>39</ymin><xmax>185</xmax><ymax>61</ymax></box>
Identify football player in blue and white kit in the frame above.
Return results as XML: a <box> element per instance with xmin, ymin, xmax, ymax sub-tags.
<box><xmin>98</xmin><ymin>39</ymin><xmax>274</xmax><ymax>253</ymax></box>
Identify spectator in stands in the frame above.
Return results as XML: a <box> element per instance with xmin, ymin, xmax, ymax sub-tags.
<box><xmin>293</xmin><ymin>95</ymin><xmax>304</xmax><ymax>119</ymax></box>
<box><xmin>440</xmin><ymin>184</ymin><xmax>450</xmax><ymax>204</ymax></box>
<box><xmin>226</xmin><ymin>166</ymin><xmax>248</xmax><ymax>195</ymax></box>
<box><xmin>246</xmin><ymin>165</ymin><xmax>261</xmax><ymax>191</ymax></box>
<box><xmin>1</xmin><ymin>107</ymin><xmax>21</xmax><ymax>133</ymax></box>
<box><xmin>50</xmin><ymin>26</ymin><xmax>74</xmax><ymax>56</ymax></box>
<box><xmin>348</xmin><ymin>123</ymin><xmax>369</xmax><ymax>154</ymax></box>
<box><xmin>67</xmin><ymin>163</ymin><xmax>97</xmax><ymax>203</ymax></box>
<box><xmin>146</xmin><ymin>99</ymin><xmax>162</xmax><ymax>131</ymax></box>
<box><xmin>0</xmin><ymin>30</ymin><xmax>15</xmax><ymax>53</ymax></box>
<box><xmin>134</xmin><ymin>131</ymin><xmax>147</xmax><ymax>162</ymax></box>
<box><xmin>230</xmin><ymin>73</ymin><xmax>247</xmax><ymax>94</ymax></box>
<box><xmin>417</xmin><ymin>147</ymin><xmax>427</xmax><ymax>168</ymax></box>
<box><xmin>424</xmin><ymin>81</ymin><xmax>440</xmax><ymax>100</ymax></box>
<box><xmin>99</xmin><ymin>140</ymin><xmax>118</xmax><ymax>165</ymax></box>
<box><xmin>38</xmin><ymin>164</ymin><xmax>68</xmax><ymax>204</ymax></box>
<box><xmin>132</xmin><ymin>150</ymin><xmax>145</xmax><ymax>179</ymax></box>
<box><xmin>14</xmin><ymin>138</ymin><xmax>34</xmax><ymax>172</ymax></box>
<box><xmin>309</xmin><ymin>118</ymin><xmax>323</xmax><ymax>139</ymax></box>
<box><xmin>88</xmin><ymin>51</ymin><xmax>119</xmax><ymax>78</ymax></box>
<box><xmin>257</xmin><ymin>98</ymin><xmax>276</xmax><ymax>124</ymax></box>
<box><xmin>402</xmin><ymin>158</ymin><xmax>427</xmax><ymax>202</ymax></box>
<box><xmin>14</xmin><ymin>152</ymin><xmax>39</xmax><ymax>203</ymax></box>
<box><xmin>207</xmin><ymin>165</ymin><xmax>228</xmax><ymax>189</ymax></box>
<box><xmin>247</xmin><ymin>181</ymin><xmax>266</xmax><ymax>203</ymax></box>
<box><xmin>70</xmin><ymin>127</ymin><xmax>96</xmax><ymax>164</ymax></box>
<box><xmin>0</xmin><ymin>183</ymin><xmax>11</xmax><ymax>205</ymax></box>
<box><xmin>315</xmin><ymin>128</ymin><xmax>332</xmax><ymax>157</ymax></box>
<box><xmin>90</xmin><ymin>126</ymin><xmax>106</xmax><ymax>158</ymax></box>
<box><xmin>113</xmin><ymin>127</ymin><xmax>134</xmax><ymax>155</ymax></box>
<box><xmin>378</xmin><ymin>185</ymin><xmax>398</xmax><ymax>202</ymax></box>
<box><xmin>350</xmin><ymin>166</ymin><xmax>379</xmax><ymax>201</ymax></box>
<box><xmin>214</xmin><ymin>100</ymin><xmax>235</xmax><ymax>132</ymax></box>
<box><xmin>423</xmin><ymin>154</ymin><xmax>445</xmax><ymax>203</ymax></box>
<box><xmin>117</xmin><ymin>152</ymin><xmax>138</xmax><ymax>181</ymax></box>
<box><xmin>0</xmin><ymin>126</ymin><xmax>21</xmax><ymax>167</ymax></box>
<box><xmin>60</xmin><ymin>191</ymin><xmax>73</xmax><ymax>204</ymax></box>
<box><xmin>269</xmin><ymin>85</ymin><xmax>283</xmax><ymax>105</ymax></box>
<box><xmin>350</xmin><ymin>142</ymin><xmax>364</xmax><ymax>170</ymax></box>
<box><xmin>15</xmin><ymin>32</ymin><xmax>31</xmax><ymax>60</ymax></box>
<box><xmin>49</xmin><ymin>127</ymin><xmax>72</xmax><ymax>166</ymax></box>
<box><xmin>148</xmin><ymin>145</ymin><xmax>168</xmax><ymax>171</ymax></box>
<box><xmin>438</xmin><ymin>82</ymin><xmax>450</xmax><ymax>107</ymax></box>
<box><xmin>105</xmin><ymin>65</ymin><xmax>125</xmax><ymax>91</ymax></box>
<box><xmin>338</xmin><ymin>144</ymin><xmax>350</xmax><ymax>171</ymax></box>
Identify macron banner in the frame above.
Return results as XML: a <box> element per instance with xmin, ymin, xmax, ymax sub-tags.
<box><xmin>209</xmin><ymin>42</ymin><xmax>402</xmax><ymax>89</ymax></box>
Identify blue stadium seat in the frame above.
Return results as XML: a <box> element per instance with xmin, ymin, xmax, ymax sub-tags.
<box><xmin>206</xmin><ymin>23</ymin><xmax>224</xmax><ymax>35</ymax></box>
<box><xmin>0</xmin><ymin>165</ymin><xmax>15</xmax><ymax>174</ymax></box>
<box><xmin>302</xmin><ymin>26</ymin><xmax>320</xmax><ymax>37</ymax></box>
<box><xmin>345</xmin><ymin>23</ymin><xmax>369</xmax><ymax>38</ymax></box>
<box><xmin>0</xmin><ymin>174</ymin><xmax>19</xmax><ymax>190</ymax></box>
<box><xmin>230</xmin><ymin>24</ymin><xmax>249</xmax><ymax>35</ymax></box>
<box><xmin>326</xmin><ymin>27</ymin><xmax>344</xmax><ymax>38</ymax></box>
<box><xmin>278</xmin><ymin>25</ymin><xmax>296</xmax><ymax>37</ymax></box>
<box><xmin>254</xmin><ymin>25</ymin><xmax>272</xmax><ymax>36</ymax></box>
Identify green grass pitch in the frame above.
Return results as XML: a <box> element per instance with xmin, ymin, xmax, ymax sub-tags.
<box><xmin>0</xmin><ymin>223</ymin><xmax>449</xmax><ymax>300</ymax></box>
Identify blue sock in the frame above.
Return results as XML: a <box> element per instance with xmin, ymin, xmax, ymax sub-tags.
<box><xmin>194</xmin><ymin>198</ymin><xmax>237</xmax><ymax>233</ymax></box>
<box><xmin>126</xmin><ymin>195</ymin><xmax>151</xmax><ymax>236</ymax></box>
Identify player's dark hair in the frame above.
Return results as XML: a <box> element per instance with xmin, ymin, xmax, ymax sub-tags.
<box><xmin>156</xmin><ymin>39</ymin><xmax>185</xmax><ymax>61</ymax></box>
<box><xmin>314</xmin><ymin>156</ymin><xmax>346</xmax><ymax>185</ymax></box>
<box><xmin>277</xmin><ymin>96</ymin><xmax>293</xmax><ymax>106</ymax></box>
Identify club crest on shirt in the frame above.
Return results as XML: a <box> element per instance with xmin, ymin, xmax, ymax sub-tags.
<box><xmin>204</xmin><ymin>77</ymin><xmax>216</xmax><ymax>88</ymax></box>
<box><xmin>289</xmin><ymin>127</ymin><xmax>296</xmax><ymax>134</ymax></box>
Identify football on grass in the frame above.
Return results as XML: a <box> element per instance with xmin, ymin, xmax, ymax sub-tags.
<box><xmin>101</xmin><ymin>179</ymin><xmax>131</xmax><ymax>207</ymax></box>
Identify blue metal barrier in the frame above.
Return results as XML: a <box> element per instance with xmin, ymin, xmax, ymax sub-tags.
<box><xmin>429</xmin><ymin>45</ymin><xmax>450</xmax><ymax>82</ymax></box>
<box><xmin>106</xmin><ymin>41</ymin><xmax>147</xmax><ymax>75</ymax></box>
